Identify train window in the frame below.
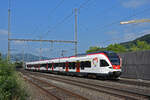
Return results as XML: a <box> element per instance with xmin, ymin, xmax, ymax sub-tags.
<box><xmin>54</xmin><ymin>63</ymin><xmax>59</xmax><ymax>68</ymax></box>
<box><xmin>59</xmin><ymin>63</ymin><xmax>63</xmax><ymax>67</ymax></box>
<box><xmin>62</xmin><ymin>63</ymin><xmax>65</xmax><ymax>69</ymax></box>
<box><xmin>84</xmin><ymin>61</ymin><xmax>91</xmax><ymax>68</ymax></box>
<box><xmin>100</xmin><ymin>60</ymin><xmax>109</xmax><ymax>67</ymax></box>
<box><xmin>72</xmin><ymin>62</ymin><xmax>76</xmax><ymax>69</ymax></box>
<box><xmin>41</xmin><ymin>64</ymin><xmax>47</xmax><ymax>67</ymax></box>
<box><xmin>69</xmin><ymin>62</ymin><xmax>72</xmax><ymax>69</ymax></box>
<box><xmin>48</xmin><ymin>63</ymin><xmax>52</xmax><ymax>68</ymax></box>
<box><xmin>32</xmin><ymin>65</ymin><xmax>34</xmax><ymax>67</ymax></box>
<box><xmin>63</xmin><ymin>63</ymin><xmax>65</xmax><ymax>67</ymax></box>
<box><xmin>80</xmin><ymin>61</ymin><xmax>91</xmax><ymax>69</ymax></box>
<box><xmin>69</xmin><ymin>62</ymin><xmax>76</xmax><ymax>69</ymax></box>
<box><xmin>57</xmin><ymin>63</ymin><xmax>61</xmax><ymax>67</ymax></box>
<box><xmin>56</xmin><ymin>63</ymin><xmax>59</xmax><ymax>67</ymax></box>
<box><xmin>80</xmin><ymin>62</ymin><xmax>84</xmax><ymax>70</ymax></box>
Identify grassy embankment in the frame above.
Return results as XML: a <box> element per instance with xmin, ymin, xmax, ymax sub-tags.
<box><xmin>0</xmin><ymin>60</ymin><xmax>28</xmax><ymax>100</ymax></box>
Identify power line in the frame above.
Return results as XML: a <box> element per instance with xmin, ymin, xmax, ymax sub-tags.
<box><xmin>45</xmin><ymin>0</ymin><xmax>95</xmax><ymax>35</ymax></box>
<box><xmin>48</xmin><ymin>0</ymin><xmax>65</xmax><ymax>18</ymax></box>
<box><xmin>78</xmin><ymin>0</ymin><xmax>92</xmax><ymax>10</ymax></box>
<box><xmin>78</xmin><ymin>3</ymin><xmax>118</xmax><ymax>31</ymax></box>
<box><xmin>26</xmin><ymin>0</ymin><xmax>65</xmax><ymax>39</ymax></box>
<box><xmin>95</xmin><ymin>7</ymin><xmax>150</xmax><ymax>32</ymax></box>
<box><xmin>46</xmin><ymin>12</ymin><xmax>74</xmax><ymax>35</ymax></box>
<box><xmin>100</xmin><ymin>29</ymin><xmax>150</xmax><ymax>46</ymax></box>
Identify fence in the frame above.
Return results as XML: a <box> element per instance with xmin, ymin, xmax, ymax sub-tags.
<box><xmin>119</xmin><ymin>50</ymin><xmax>150</xmax><ymax>80</ymax></box>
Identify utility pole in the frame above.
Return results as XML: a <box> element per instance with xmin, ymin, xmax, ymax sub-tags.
<box><xmin>61</xmin><ymin>50</ymin><xmax>67</xmax><ymax>57</ymax></box>
<box><xmin>22</xmin><ymin>47</ymin><xmax>24</xmax><ymax>66</ymax></box>
<box><xmin>75</xmin><ymin>8</ymin><xmax>78</xmax><ymax>56</ymax></box>
<box><xmin>7</xmin><ymin>0</ymin><xmax>11</xmax><ymax>61</ymax></box>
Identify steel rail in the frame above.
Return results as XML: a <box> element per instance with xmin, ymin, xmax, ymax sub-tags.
<box><xmin>23</xmin><ymin>76</ymin><xmax>61</xmax><ymax>100</ymax></box>
<box><xmin>22</xmin><ymin>72</ymin><xmax>88</xmax><ymax>100</ymax></box>
<box><xmin>25</xmin><ymin>71</ymin><xmax>150</xmax><ymax>100</ymax></box>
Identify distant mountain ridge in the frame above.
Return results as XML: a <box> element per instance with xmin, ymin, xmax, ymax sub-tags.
<box><xmin>120</xmin><ymin>34</ymin><xmax>150</xmax><ymax>48</ymax></box>
<box><xmin>2</xmin><ymin>53</ymin><xmax>49</xmax><ymax>62</ymax></box>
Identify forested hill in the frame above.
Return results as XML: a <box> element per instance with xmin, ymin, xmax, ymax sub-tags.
<box><xmin>120</xmin><ymin>34</ymin><xmax>150</xmax><ymax>48</ymax></box>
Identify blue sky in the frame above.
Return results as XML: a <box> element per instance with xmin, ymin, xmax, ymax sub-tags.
<box><xmin>0</xmin><ymin>0</ymin><xmax>150</xmax><ymax>58</ymax></box>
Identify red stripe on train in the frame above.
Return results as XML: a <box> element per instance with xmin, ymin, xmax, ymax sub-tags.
<box><xmin>112</xmin><ymin>65</ymin><xmax>120</xmax><ymax>69</ymax></box>
<box><xmin>76</xmin><ymin>62</ymin><xmax>80</xmax><ymax>72</ymax></box>
<box><xmin>65</xmin><ymin>62</ymin><xmax>69</xmax><ymax>72</ymax></box>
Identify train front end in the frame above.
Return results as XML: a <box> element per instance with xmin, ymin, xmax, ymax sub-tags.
<box><xmin>105</xmin><ymin>52</ymin><xmax>122</xmax><ymax>79</ymax></box>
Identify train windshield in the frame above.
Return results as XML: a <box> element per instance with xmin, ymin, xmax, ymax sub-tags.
<box><xmin>106</xmin><ymin>52</ymin><xmax>120</xmax><ymax>65</ymax></box>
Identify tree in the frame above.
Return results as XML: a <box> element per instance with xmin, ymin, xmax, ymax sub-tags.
<box><xmin>130</xmin><ymin>40</ymin><xmax>150</xmax><ymax>51</ymax></box>
<box><xmin>106</xmin><ymin>44</ymin><xmax>127</xmax><ymax>53</ymax></box>
<box><xmin>86</xmin><ymin>46</ymin><xmax>106</xmax><ymax>53</ymax></box>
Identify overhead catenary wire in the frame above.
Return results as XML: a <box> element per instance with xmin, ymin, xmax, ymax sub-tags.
<box><xmin>45</xmin><ymin>12</ymin><xmax>74</xmax><ymax>35</ymax></box>
<box><xmin>95</xmin><ymin>7</ymin><xmax>150</xmax><ymax>32</ymax></box>
<box><xmin>78</xmin><ymin>0</ymin><xmax>92</xmax><ymax>11</ymax></box>
<box><xmin>100</xmin><ymin>29</ymin><xmax>150</xmax><ymax>47</ymax></box>
<box><xmin>96</xmin><ymin>7</ymin><xmax>150</xmax><ymax>45</ymax></box>
<box><xmin>45</xmin><ymin>0</ymin><xmax>96</xmax><ymax>36</ymax></box>
<box><xmin>78</xmin><ymin>3</ymin><xmax>119</xmax><ymax>32</ymax></box>
<box><xmin>48</xmin><ymin>0</ymin><xmax>65</xmax><ymax>18</ymax></box>
<box><xmin>28</xmin><ymin>0</ymin><xmax>65</xmax><ymax>39</ymax></box>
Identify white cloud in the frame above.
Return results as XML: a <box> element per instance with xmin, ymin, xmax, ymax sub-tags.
<box><xmin>0</xmin><ymin>29</ymin><xmax>8</xmax><ymax>35</ymax></box>
<box><xmin>121</xmin><ymin>0</ymin><xmax>149</xmax><ymax>8</ymax></box>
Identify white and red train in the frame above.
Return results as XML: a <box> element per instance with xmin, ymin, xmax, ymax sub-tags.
<box><xmin>25</xmin><ymin>51</ymin><xmax>122</xmax><ymax>79</ymax></box>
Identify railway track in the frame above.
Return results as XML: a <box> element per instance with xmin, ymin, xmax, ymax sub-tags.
<box><xmin>21</xmin><ymin>70</ymin><xmax>150</xmax><ymax>100</ymax></box>
<box><xmin>22</xmin><ymin>72</ymin><xmax>88</xmax><ymax>100</ymax></box>
<box><xmin>24</xmin><ymin>70</ymin><xmax>150</xmax><ymax>88</ymax></box>
<box><xmin>108</xmin><ymin>78</ymin><xmax>150</xmax><ymax>87</ymax></box>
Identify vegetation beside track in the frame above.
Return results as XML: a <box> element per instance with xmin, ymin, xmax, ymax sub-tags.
<box><xmin>0</xmin><ymin>58</ymin><xmax>28</xmax><ymax>100</ymax></box>
<box><xmin>86</xmin><ymin>40</ymin><xmax>150</xmax><ymax>53</ymax></box>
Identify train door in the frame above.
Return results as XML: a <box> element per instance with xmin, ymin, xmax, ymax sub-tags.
<box><xmin>65</xmin><ymin>62</ymin><xmax>69</xmax><ymax>72</ymax></box>
<box><xmin>52</xmin><ymin>62</ymin><xmax>54</xmax><ymax>71</ymax></box>
<box><xmin>76</xmin><ymin>61</ymin><xmax>80</xmax><ymax>72</ymax></box>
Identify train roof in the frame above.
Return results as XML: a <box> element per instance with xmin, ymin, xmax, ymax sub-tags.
<box><xmin>25</xmin><ymin>51</ymin><xmax>116</xmax><ymax>64</ymax></box>
<box><xmin>76</xmin><ymin>51</ymin><xmax>115</xmax><ymax>57</ymax></box>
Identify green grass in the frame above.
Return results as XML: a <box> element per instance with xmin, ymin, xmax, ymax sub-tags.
<box><xmin>0</xmin><ymin>60</ymin><xmax>28</xmax><ymax>100</ymax></box>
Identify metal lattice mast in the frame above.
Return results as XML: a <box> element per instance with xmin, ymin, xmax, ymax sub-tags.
<box><xmin>75</xmin><ymin>8</ymin><xmax>78</xmax><ymax>56</ymax></box>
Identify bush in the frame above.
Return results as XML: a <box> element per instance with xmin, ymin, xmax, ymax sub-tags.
<box><xmin>0</xmin><ymin>60</ymin><xmax>28</xmax><ymax>100</ymax></box>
